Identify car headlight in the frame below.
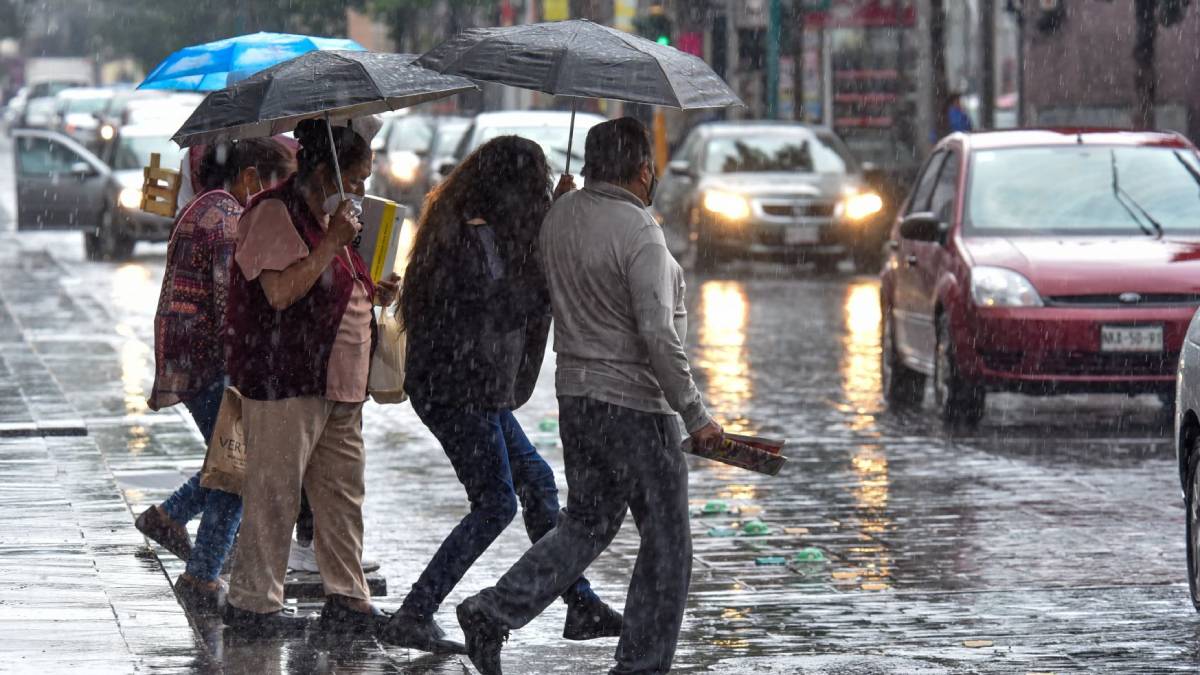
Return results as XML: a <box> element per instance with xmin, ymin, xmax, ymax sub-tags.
<box><xmin>971</xmin><ymin>266</ymin><xmax>1043</xmax><ymax>308</ymax></box>
<box><xmin>389</xmin><ymin>151</ymin><xmax>421</xmax><ymax>184</ymax></box>
<box><xmin>838</xmin><ymin>190</ymin><xmax>884</xmax><ymax>222</ymax></box>
<box><xmin>702</xmin><ymin>190</ymin><xmax>750</xmax><ymax>220</ymax></box>
<box><xmin>118</xmin><ymin>187</ymin><xmax>143</xmax><ymax>210</ymax></box>
<box><xmin>99</xmin><ymin>124</ymin><xmax>114</xmax><ymax>141</ymax></box>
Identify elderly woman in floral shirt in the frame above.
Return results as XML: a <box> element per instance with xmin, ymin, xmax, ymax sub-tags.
<box><xmin>136</xmin><ymin>137</ymin><xmax>294</xmax><ymax>611</ymax></box>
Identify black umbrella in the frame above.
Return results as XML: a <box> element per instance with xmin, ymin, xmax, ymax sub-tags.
<box><xmin>173</xmin><ymin>50</ymin><xmax>477</xmax><ymax>199</ymax></box>
<box><xmin>417</xmin><ymin>19</ymin><xmax>742</xmax><ymax>174</ymax></box>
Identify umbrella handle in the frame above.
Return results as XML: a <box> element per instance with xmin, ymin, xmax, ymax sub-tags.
<box><xmin>565</xmin><ymin>98</ymin><xmax>577</xmax><ymax>177</ymax></box>
<box><xmin>325</xmin><ymin>113</ymin><xmax>346</xmax><ymax>201</ymax></box>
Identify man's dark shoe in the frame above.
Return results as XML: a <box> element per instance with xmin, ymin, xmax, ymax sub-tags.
<box><xmin>174</xmin><ymin>574</ymin><xmax>226</xmax><ymax>614</ymax></box>
<box><xmin>380</xmin><ymin>610</ymin><xmax>466</xmax><ymax>654</ymax></box>
<box><xmin>222</xmin><ymin>602</ymin><xmax>309</xmax><ymax>638</ymax></box>
<box><xmin>317</xmin><ymin>599</ymin><xmax>391</xmax><ymax>636</ymax></box>
<box><xmin>563</xmin><ymin>598</ymin><xmax>623</xmax><ymax>641</ymax></box>
<box><xmin>135</xmin><ymin>505</ymin><xmax>192</xmax><ymax>562</ymax></box>
<box><xmin>457</xmin><ymin>597</ymin><xmax>507</xmax><ymax>675</ymax></box>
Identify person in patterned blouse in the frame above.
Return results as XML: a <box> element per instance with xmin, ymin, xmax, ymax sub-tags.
<box><xmin>136</xmin><ymin>137</ymin><xmax>294</xmax><ymax>612</ymax></box>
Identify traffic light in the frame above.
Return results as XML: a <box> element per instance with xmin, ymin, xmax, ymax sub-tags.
<box><xmin>634</xmin><ymin>5</ymin><xmax>672</xmax><ymax>46</ymax></box>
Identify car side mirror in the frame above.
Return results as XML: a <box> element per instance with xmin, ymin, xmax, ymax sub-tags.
<box><xmin>899</xmin><ymin>211</ymin><xmax>947</xmax><ymax>243</ymax></box>
<box><xmin>70</xmin><ymin>161</ymin><xmax>95</xmax><ymax>177</ymax></box>
<box><xmin>667</xmin><ymin>160</ymin><xmax>693</xmax><ymax>178</ymax></box>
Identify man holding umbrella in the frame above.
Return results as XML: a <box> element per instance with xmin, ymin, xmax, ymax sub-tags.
<box><xmin>414</xmin><ymin>20</ymin><xmax>739</xmax><ymax>672</ymax></box>
<box><xmin>456</xmin><ymin>117</ymin><xmax>723</xmax><ymax>675</ymax></box>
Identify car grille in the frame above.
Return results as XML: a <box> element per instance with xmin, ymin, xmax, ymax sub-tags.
<box><xmin>981</xmin><ymin>350</ymin><xmax>1179</xmax><ymax>376</ymax></box>
<box><xmin>756</xmin><ymin>200</ymin><xmax>836</xmax><ymax>219</ymax></box>
<box><xmin>1044</xmin><ymin>293</ymin><xmax>1200</xmax><ymax>308</ymax></box>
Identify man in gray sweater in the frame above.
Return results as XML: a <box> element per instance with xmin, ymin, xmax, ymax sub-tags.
<box><xmin>457</xmin><ymin>117</ymin><xmax>724</xmax><ymax>675</ymax></box>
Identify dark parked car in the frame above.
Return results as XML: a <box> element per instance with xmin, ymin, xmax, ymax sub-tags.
<box><xmin>654</xmin><ymin>121</ymin><xmax>886</xmax><ymax>273</ymax></box>
<box><xmin>880</xmin><ymin>129</ymin><xmax>1200</xmax><ymax>427</ymax></box>
<box><xmin>13</xmin><ymin>125</ymin><xmax>181</xmax><ymax>260</ymax></box>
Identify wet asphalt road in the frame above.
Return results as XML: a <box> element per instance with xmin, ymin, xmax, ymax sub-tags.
<box><xmin>1</xmin><ymin>135</ymin><xmax>1197</xmax><ymax>673</ymax></box>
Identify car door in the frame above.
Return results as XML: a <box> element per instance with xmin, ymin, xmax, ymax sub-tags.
<box><xmin>910</xmin><ymin>146</ymin><xmax>962</xmax><ymax>363</ymax></box>
<box><xmin>893</xmin><ymin>150</ymin><xmax>946</xmax><ymax>370</ymax></box>
<box><xmin>15</xmin><ymin>131</ymin><xmax>108</xmax><ymax>230</ymax></box>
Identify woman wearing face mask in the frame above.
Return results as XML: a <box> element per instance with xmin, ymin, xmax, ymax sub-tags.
<box><xmin>222</xmin><ymin>118</ymin><xmax>399</xmax><ymax>637</ymax></box>
<box><xmin>140</xmin><ymin>137</ymin><xmax>295</xmax><ymax>612</ymax></box>
<box><xmin>380</xmin><ymin>136</ymin><xmax>621</xmax><ymax>654</ymax></box>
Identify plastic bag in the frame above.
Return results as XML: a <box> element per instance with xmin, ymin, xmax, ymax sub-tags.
<box><xmin>368</xmin><ymin>302</ymin><xmax>407</xmax><ymax>404</ymax></box>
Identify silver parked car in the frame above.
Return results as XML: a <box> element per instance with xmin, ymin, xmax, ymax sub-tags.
<box><xmin>1175</xmin><ymin>308</ymin><xmax>1200</xmax><ymax>611</ymax></box>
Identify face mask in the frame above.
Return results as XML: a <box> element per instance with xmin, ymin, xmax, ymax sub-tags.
<box><xmin>645</xmin><ymin>172</ymin><xmax>658</xmax><ymax>208</ymax></box>
<box><xmin>321</xmin><ymin>185</ymin><xmax>363</xmax><ymax>218</ymax></box>
<box><xmin>244</xmin><ymin>175</ymin><xmax>267</xmax><ymax>205</ymax></box>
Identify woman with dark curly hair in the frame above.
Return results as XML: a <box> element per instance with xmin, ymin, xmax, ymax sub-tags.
<box><xmin>222</xmin><ymin>117</ymin><xmax>398</xmax><ymax>637</ymax></box>
<box><xmin>381</xmin><ymin>136</ymin><xmax>621</xmax><ymax>654</ymax></box>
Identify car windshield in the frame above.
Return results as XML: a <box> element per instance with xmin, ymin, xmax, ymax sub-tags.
<box><xmin>113</xmin><ymin>134</ymin><xmax>184</xmax><ymax>171</ymax></box>
<box><xmin>966</xmin><ymin>146</ymin><xmax>1200</xmax><ymax>236</ymax></box>
<box><xmin>387</xmin><ymin>116</ymin><xmax>434</xmax><ymax>153</ymax></box>
<box><xmin>473</xmin><ymin>120</ymin><xmax>602</xmax><ymax>171</ymax></box>
<box><xmin>431</xmin><ymin>121</ymin><xmax>470</xmax><ymax>155</ymax></box>
<box><xmin>704</xmin><ymin>132</ymin><xmax>854</xmax><ymax>174</ymax></box>
<box><xmin>64</xmin><ymin>96</ymin><xmax>111</xmax><ymax>115</ymax></box>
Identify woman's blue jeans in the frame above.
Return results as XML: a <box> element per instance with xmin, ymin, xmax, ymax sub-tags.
<box><xmin>400</xmin><ymin>397</ymin><xmax>599</xmax><ymax>619</ymax></box>
<box><xmin>160</xmin><ymin>379</ymin><xmax>243</xmax><ymax>582</ymax></box>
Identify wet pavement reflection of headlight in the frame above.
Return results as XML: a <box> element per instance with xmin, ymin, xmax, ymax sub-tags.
<box><xmin>697</xmin><ymin>280</ymin><xmax>753</xmax><ymax>434</ymax></box>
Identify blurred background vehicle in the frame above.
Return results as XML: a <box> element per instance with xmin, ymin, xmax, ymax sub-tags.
<box><xmin>451</xmin><ymin>110</ymin><xmax>608</xmax><ymax>179</ymax></box>
<box><xmin>21</xmin><ymin>96</ymin><xmax>61</xmax><ymax>129</ymax></box>
<box><xmin>370</xmin><ymin>113</ymin><xmax>470</xmax><ymax>213</ymax></box>
<box><xmin>13</xmin><ymin>128</ymin><xmax>109</xmax><ymax>231</ymax></box>
<box><xmin>91</xmin><ymin>122</ymin><xmax>185</xmax><ymax>259</ymax></box>
<box><xmin>2</xmin><ymin>86</ymin><xmax>30</xmax><ymax>131</ymax></box>
<box><xmin>881</xmin><ymin>129</ymin><xmax>1200</xmax><ymax>427</ymax></box>
<box><xmin>93</xmin><ymin>90</ymin><xmax>171</xmax><ymax>150</ymax></box>
<box><xmin>654</xmin><ymin>121</ymin><xmax>884</xmax><ymax>273</ymax></box>
<box><xmin>53</xmin><ymin>87</ymin><xmax>118</xmax><ymax>146</ymax></box>
<box><xmin>12</xmin><ymin>122</ymin><xmax>182</xmax><ymax>260</ymax></box>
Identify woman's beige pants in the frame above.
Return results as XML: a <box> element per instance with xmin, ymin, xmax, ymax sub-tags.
<box><xmin>228</xmin><ymin>396</ymin><xmax>369</xmax><ymax>613</ymax></box>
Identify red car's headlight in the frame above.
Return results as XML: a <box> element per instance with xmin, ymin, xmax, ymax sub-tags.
<box><xmin>971</xmin><ymin>266</ymin><xmax>1044</xmax><ymax>308</ymax></box>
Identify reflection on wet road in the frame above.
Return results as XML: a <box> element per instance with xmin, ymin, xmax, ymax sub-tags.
<box><xmin>16</xmin><ymin>228</ymin><xmax>1198</xmax><ymax>673</ymax></box>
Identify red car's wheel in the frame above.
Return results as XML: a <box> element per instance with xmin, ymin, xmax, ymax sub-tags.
<box><xmin>935</xmin><ymin>313</ymin><xmax>985</xmax><ymax>427</ymax></box>
<box><xmin>882</xmin><ymin>308</ymin><xmax>925</xmax><ymax>408</ymax></box>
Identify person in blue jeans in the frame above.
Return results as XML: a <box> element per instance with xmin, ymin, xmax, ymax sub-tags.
<box><xmin>138</xmin><ymin>138</ymin><xmax>294</xmax><ymax>612</ymax></box>
<box><xmin>382</xmin><ymin>136</ymin><xmax>623</xmax><ymax>654</ymax></box>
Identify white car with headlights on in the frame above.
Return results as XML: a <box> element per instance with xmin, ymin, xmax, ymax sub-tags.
<box><xmin>653</xmin><ymin>121</ymin><xmax>884</xmax><ymax>273</ymax></box>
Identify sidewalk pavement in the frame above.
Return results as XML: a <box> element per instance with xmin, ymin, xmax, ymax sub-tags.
<box><xmin>0</xmin><ymin>235</ymin><xmax>203</xmax><ymax>672</ymax></box>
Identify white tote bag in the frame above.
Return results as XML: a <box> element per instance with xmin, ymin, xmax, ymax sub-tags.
<box><xmin>368</xmin><ymin>302</ymin><xmax>408</xmax><ymax>404</ymax></box>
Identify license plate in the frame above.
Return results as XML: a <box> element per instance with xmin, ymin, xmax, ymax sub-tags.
<box><xmin>785</xmin><ymin>226</ymin><xmax>819</xmax><ymax>245</ymax></box>
<box><xmin>1100</xmin><ymin>325</ymin><xmax>1163</xmax><ymax>352</ymax></box>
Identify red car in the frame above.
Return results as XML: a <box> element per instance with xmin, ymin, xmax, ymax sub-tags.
<box><xmin>880</xmin><ymin>129</ymin><xmax>1200</xmax><ymax>426</ymax></box>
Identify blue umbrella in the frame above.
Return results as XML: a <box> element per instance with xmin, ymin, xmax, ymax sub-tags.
<box><xmin>139</xmin><ymin>31</ymin><xmax>366</xmax><ymax>91</ymax></box>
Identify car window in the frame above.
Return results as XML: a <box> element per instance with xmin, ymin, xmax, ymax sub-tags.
<box><xmin>64</xmin><ymin>96</ymin><xmax>111</xmax><ymax>115</ymax></box>
<box><xmin>676</xmin><ymin>132</ymin><xmax>702</xmax><ymax>167</ymax></box>
<box><xmin>387</xmin><ymin>117</ymin><xmax>435</xmax><ymax>153</ymax></box>
<box><xmin>703</xmin><ymin>132</ymin><xmax>850</xmax><ymax>174</ymax></box>
<box><xmin>430</xmin><ymin>120</ymin><xmax>470</xmax><ymax>157</ymax></box>
<box><xmin>965</xmin><ymin>145</ymin><xmax>1200</xmax><ymax>235</ymax></box>
<box><xmin>928</xmin><ymin>149</ymin><xmax>961</xmax><ymax>221</ymax></box>
<box><xmin>17</xmin><ymin>137</ymin><xmax>83</xmax><ymax>176</ymax></box>
<box><xmin>906</xmin><ymin>151</ymin><xmax>946</xmax><ymax>215</ymax></box>
<box><xmin>112</xmin><ymin>134</ymin><xmax>185</xmax><ymax>172</ymax></box>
